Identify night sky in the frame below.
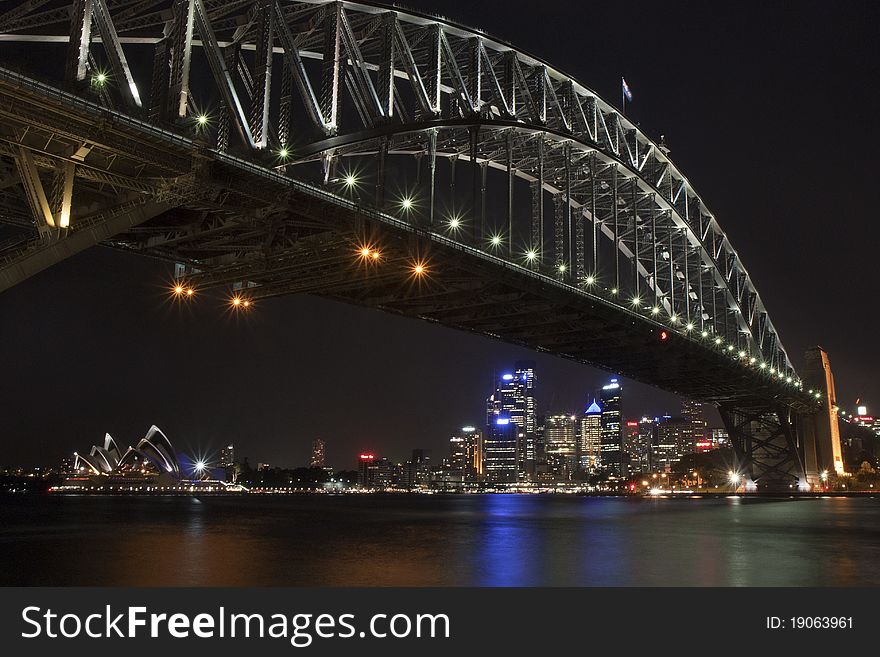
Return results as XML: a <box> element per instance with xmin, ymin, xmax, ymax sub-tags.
<box><xmin>2</xmin><ymin>0</ymin><xmax>878</xmax><ymax>469</ymax></box>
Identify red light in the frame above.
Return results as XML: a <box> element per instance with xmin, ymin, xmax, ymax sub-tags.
<box><xmin>359</xmin><ymin>453</ymin><xmax>375</xmax><ymax>460</ymax></box>
<box><xmin>659</xmin><ymin>330</ymin><xmax>669</xmax><ymax>341</ymax></box>
<box><xmin>626</xmin><ymin>421</ymin><xmax>639</xmax><ymax>427</ymax></box>
<box><xmin>629</xmin><ymin>484</ymin><xmax>636</xmax><ymax>491</ymax></box>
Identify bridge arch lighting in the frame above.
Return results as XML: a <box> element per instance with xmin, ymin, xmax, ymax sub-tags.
<box><xmin>651</xmin><ymin>306</ymin><xmax>660</xmax><ymax>315</ymax></box>
<box><xmin>558</xmin><ymin>263</ymin><xmax>567</xmax><ymax>273</ymax></box>
<box><xmin>277</xmin><ymin>147</ymin><xmax>290</xmax><ymax>160</ymax></box>
<box><xmin>489</xmin><ymin>234</ymin><xmax>503</xmax><ymax>247</ymax></box>
<box><xmin>343</xmin><ymin>173</ymin><xmax>358</xmax><ymax>187</ymax></box>
<box><xmin>669</xmin><ymin>315</ymin><xmax>678</xmax><ymax>324</ymax></box>
<box><xmin>610</xmin><ymin>288</ymin><xmax>618</xmax><ymax>295</ymax></box>
<box><xmin>685</xmin><ymin>322</ymin><xmax>694</xmax><ymax>331</ymax></box>
<box><xmin>525</xmin><ymin>249</ymin><xmax>538</xmax><ymax>261</ymax></box>
<box><xmin>399</xmin><ymin>195</ymin><xmax>415</xmax><ymax>212</ymax></box>
<box><xmin>447</xmin><ymin>215</ymin><xmax>462</xmax><ymax>230</ymax></box>
<box><xmin>92</xmin><ymin>70</ymin><xmax>108</xmax><ymax>86</ymax></box>
<box><xmin>630</xmin><ymin>295</ymin><xmax>641</xmax><ymax>307</ymax></box>
<box><xmin>585</xmin><ymin>275</ymin><xmax>595</xmax><ymax>285</ymax></box>
<box><xmin>714</xmin><ymin>337</ymin><xmax>722</xmax><ymax>345</ymax></box>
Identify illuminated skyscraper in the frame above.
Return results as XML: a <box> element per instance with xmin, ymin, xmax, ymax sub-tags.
<box><xmin>357</xmin><ymin>453</ymin><xmax>377</xmax><ymax>487</ymax></box>
<box><xmin>486</xmin><ymin>362</ymin><xmax>537</xmax><ymax>481</ymax></box>
<box><xmin>450</xmin><ymin>426</ymin><xmax>483</xmax><ymax>480</ymax></box>
<box><xmin>623</xmin><ymin>418</ymin><xmax>651</xmax><ymax>473</ymax></box>
<box><xmin>545</xmin><ymin>413</ymin><xmax>578</xmax><ymax>479</ymax></box>
<box><xmin>681</xmin><ymin>399</ymin><xmax>707</xmax><ymax>453</ymax></box>
<box><xmin>310</xmin><ymin>438</ymin><xmax>326</xmax><ymax>469</ymax></box>
<box><xmin>484</xmin><ymin>414</ymin><xmax>517</xmax><ymax>483</ymax></box>
<box><xmin>599</xmin><ymin>378</ymin><xmax>623</xmax><ymax>476</ymax></box>
<box><xmin>651</xmin><ymin>416</ymin><xmax>689</xmax><ymax>472</ymax></box>
<box><xmin>578</xmin><ymin>400</ymin><xmax>602</xmax><ymax>471</ymax></box>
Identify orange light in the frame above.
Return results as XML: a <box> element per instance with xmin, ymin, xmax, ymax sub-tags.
<box><xmin>173</xmin><ymin>284</ymin><xmax>184</xmax><ymax>295</ymax></box>
<box><xmin>231</xmin><ymin>296</ymin><xmax>242</xmax><ymax>307</ymax></box>
<box><xmin>243</xmin><ymin>299</ymin><xmax>251</xmax><ymax>308</ymax></box>
<box><xmin>371</xmin><ymin>250</ymin><xmax>380</xmax><ymax>260</ymax></box>
<box><xmin>411</xmin><ymin>260</ymin><xmax>428</xmax><ymax>277</ymax></box>
<box><xmin>360</xmin><ymin>247</ymin><xmax>371</xmax><ymax>257</ymax></box>
<box><xmin>186</xmin><ymin>288</ymin><xmax>194</xmax><ymax>297</ymax></box>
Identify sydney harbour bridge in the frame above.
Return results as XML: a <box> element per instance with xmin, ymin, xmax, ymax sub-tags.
<box><xmin>0</xmin><ymin>0</ymin><xmax>843</xmax><ymax>489</ymax></box>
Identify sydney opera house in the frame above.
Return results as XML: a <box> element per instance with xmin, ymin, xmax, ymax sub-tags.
<box><xmin>70</xmin><ymin>425</ymin><xmax>182</xmax><ymax>485</ymax></box>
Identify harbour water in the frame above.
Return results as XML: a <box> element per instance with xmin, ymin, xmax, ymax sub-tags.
<box><xmin>2</xmin><ymin>494</ymin><xmax>879</xmax><ymax>586</ymax></box>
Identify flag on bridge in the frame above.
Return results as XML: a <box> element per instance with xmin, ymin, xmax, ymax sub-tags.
<box><xmin>621</xmin><ymin>77</ymin><xmax>633</xmax><ymax>102</ymax></box>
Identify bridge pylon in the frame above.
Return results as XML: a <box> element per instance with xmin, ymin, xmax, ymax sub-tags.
<box><xmin>719</xmin><ymin>404</ymin><xmax>805</xmax><ymax>492</ymax></box>
<box><xmin>799</xmin><ymin>347</ymin><xmax>845</xmax><ymax>485</ymax></box>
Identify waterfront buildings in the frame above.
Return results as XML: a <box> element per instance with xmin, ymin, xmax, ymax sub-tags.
<box><xmin>652</xmin><ymin>416</ymin><xmax>690</xmax><ymax>472</ymax></box>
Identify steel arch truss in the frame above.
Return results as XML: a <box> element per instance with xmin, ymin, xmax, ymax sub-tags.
<box><xmin>0</xmin><ymin>0</ymin><xmax>796</xmax><ymax>380</ymax></box>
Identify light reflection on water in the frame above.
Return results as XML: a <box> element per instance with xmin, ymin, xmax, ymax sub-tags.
<box><xmin>1</xmin><ymin>494</ymin><xmax>879</xmax><ymax>586</ymax></box>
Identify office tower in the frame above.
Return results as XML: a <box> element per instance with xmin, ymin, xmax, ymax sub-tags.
<box><xmin>310</xmin><ymin>439</ymin><xmax>326</xmax><ymax>469</ymax></box>
<box><xmin>637</xmin><ymin>417</ymin><xmax>657</xmax><ymax>471</ymax></box>
<box><xmin>358</xmin><ymin>453</ymin><xmax>377</xmax><ymax>487</ymax></box>
<box><xmin>544</xmin><ymin>413</ymin><xmax>578</xmax><ymax>479</ymax></box>
<box><xmin>599</xmin><ymin>378</ymin><xmax>623</xmax><ymax>476</ymax></box>
<box><xmin>374</xmin><ymin>458</ymin><xmax>394</xmax><ymax>489</ymax></box>
<box><xmin>623</xmin><ymin>418</ymin><xmax>650</xmax><ymax>473</ymax></box>
<box><xmin>681</xmin><ymin>399</ymin><xmax>707</xmax><ymax>452</ymax></box>
<box><xmin>515</xmin><ymin>361</ymin><xmax>538</xmax><ymax>477</ymax></box>
<box><xmin>450</xmin><ymin>426</ymin><xmax>483</xmax><ymax>481</ymax></box>
<box><xmin>484</xmin><ymin>413</ymin><xmax>518</xmax><ymax>484</ymax></box>
<box><xmin>219</xmin><ymin>444</ymin><xmax>235</xmax><ymax>467</ymax></box>
<box><xmin>651</xmin><ymin>416</ymin><xmax>689</xmax><ymax>472</ymax></box>
<box><xmin>578</xmin><ymin>400</ymin><xmax>602</xmax><ymax>471</ymax></box>
<box><xmin>486</xmin><ymin>362</ymin><xmax>537</xmax><ymax>480</ymax></box>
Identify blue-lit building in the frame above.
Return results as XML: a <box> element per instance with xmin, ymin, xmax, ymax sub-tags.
<box><xmin>599</xmin><ymin>379</ymin><xmax>623</xmax><ymax>477</ymax></box>
<box><xmin>486</xmin><ymin>362</ymin><xmax>537</xmax><ymax>481</ymax></box>
<box><xmin>579</xmin><ymin>400</ymin><xmax>602</xmax><ymax>472</ymax></box>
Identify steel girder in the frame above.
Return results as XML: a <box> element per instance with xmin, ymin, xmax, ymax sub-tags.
<box><xmin>718</xmin><ymin>405</ymin><xmax>807</xmax><ymax>490</ymax></box>
<box><xmin>0</xmin><ymin>1</ymin><xmax>799</xmax><ymax>385</ymax></box>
